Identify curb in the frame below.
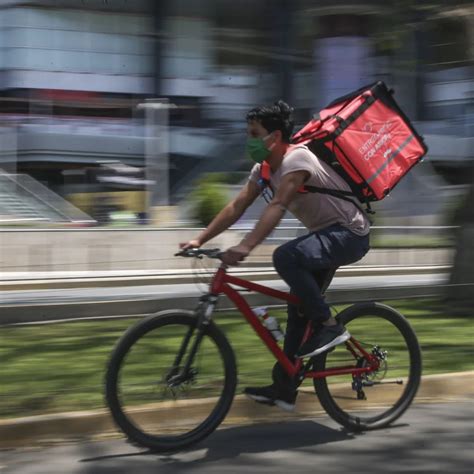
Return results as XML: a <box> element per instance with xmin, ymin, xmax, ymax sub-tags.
<box><xmin>0</xmin><ymin>276</ymin><xmax>449</xmax><ymax>326</ymax></box>
<box><xmin>1</xmin><ymin>371</ymin><xmax>472</xmax><ymax>449</ymax></box>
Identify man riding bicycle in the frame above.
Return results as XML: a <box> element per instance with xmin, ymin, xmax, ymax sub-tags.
<box><xmin>181</xmin><ymin>100</ymin><xmax>370</xmax><ymax>412</ymax></box>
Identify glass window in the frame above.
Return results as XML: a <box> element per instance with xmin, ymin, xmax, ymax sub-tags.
<box><xmin>88</xmin><ymin>32</ymin><xmax>118</xmax><ymax>54</ymax></box>
<box><xmin>24</xmin><ymin>7</ymin><xmax>54</xmax><ymax>29</ymax></box>
<box><xmin>55</xmin><ymin>10</ymin><xmax>84</xmax><ymax>31</ymax></box>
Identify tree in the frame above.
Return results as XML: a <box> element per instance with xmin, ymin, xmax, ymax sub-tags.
<box><xmin>447</xmin><ymin>166</ymin><xmax>474</xmax><ymax>312</ymax></box>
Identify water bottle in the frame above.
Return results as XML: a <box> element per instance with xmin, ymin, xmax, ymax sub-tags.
<box><xmin>253</xmin><ymin>307</ymin><xmax>285</xmax><ymax>342</ymax></box>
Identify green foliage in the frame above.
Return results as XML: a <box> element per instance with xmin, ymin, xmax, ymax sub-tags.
<box><xmin>191</xmin><ymin>174</ymin><xmax>230</xmax><ymax>226</ymax></box>
<box><xmin>195</xmin><ymin>172</ymin><xmax>246</xmax><ymax>185</ymax></box>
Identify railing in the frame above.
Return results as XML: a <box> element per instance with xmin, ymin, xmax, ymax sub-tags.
<box><xmin>232</xmin><ymin>220</ymin><xmax>458</xmax><ymax>248</ymax></box>
<box><xmin>5</xmin><ymin>115</ymin><xmax>145</xmax><ymax>137</ymax></box>
<box><xmin>0</xmin><ymin>173</ymin><xmax>95</xmax><ymax>224</ymax></box>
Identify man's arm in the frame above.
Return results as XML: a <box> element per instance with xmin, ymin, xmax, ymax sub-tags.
<box><xmin>243</xmin><ymin>170</ymin><xmax>308</xmax><ymax>249</ymax></box>
<box><xmin>182</xmin><ymin>180</ymin><xmax>261</xmax><ymax>248</ymax></box>
<box><xmin>221</xmin><ymin>170</ymin><xmax>309</xmax><ymax>264</ymax></box>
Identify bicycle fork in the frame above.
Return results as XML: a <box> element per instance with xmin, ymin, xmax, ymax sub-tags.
<box><xmin>166</xmin><ymin>295</ymin><xmax>218</xmax><ymax>387</ymax></box>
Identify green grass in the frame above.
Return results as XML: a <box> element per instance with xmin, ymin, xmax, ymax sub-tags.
<box><xmin>0</xmin><ymin>299</ymin><xmax>472</xmax><ymax>419</ymax></box>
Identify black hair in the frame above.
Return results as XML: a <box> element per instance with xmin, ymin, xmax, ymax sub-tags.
<box><xmin>246</xmin><ymin>100</ymin><xmax>294</xmax><ymax>143</ymax></box>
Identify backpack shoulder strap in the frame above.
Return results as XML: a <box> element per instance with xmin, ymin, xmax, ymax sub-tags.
<box><xmin>304</xmin><ymin>185</ymin><xmax>374</xmax><ymax>222</ymax></box>
<box><xmin>258</xmin><ymin>160</ymin><xmax>307</xmax><ymax>192</ymax></box>
<box><xmin>259</xmin><ymin>160</ymin><xmax>373</xmax><ymax>222</ymax></box>
<box><xmin>259</xmin><ymin>149</ymin><xmax>310</xmax><ymax>194</ymax></box>
<box><xmin>258</xmin><ymin>161</ymin><xmax>271</xmax><ymax>189</ymax></box>
<box><xmin>259</xmin><ymin>158</ymin><xmax>374</xmax><ymax>220</ymax></box>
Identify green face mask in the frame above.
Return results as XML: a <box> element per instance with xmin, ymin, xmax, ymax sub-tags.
<box><xmin>246</xmin><ymin>134</ymin><xmax>273</xmax><ymax>163</ymax></box>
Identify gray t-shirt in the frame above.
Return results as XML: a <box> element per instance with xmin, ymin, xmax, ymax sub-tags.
<box><xmin>249</xmin><ymin>145</ymin><xmax>370</xmax><ymax>236</ymax></box>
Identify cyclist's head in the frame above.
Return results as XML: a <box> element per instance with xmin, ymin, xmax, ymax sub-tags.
<box><xmin>246</xmin><ymin>100</ymin><xmax>294</xmax><ymax>144</ymax></box>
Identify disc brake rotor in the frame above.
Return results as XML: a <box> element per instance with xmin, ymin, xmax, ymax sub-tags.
<box><xmin>356</xmin><ymin>347</ymin><xmax>388</xmax><ymax>383</ymax></box>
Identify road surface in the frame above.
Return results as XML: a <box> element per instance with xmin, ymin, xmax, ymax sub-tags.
<box><xmin>1</xmin><ymin>401</ymin><xmax>472</xmax><ymax>474</ymax></box>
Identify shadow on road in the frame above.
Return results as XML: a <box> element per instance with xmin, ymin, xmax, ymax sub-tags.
<box><xmin>5</xmin><ymin>403</ymin><xmax>471</xmax><ymax>474</ymax></box>
<box><xmin>80</xmin><ymin>418</ymin><xmax>354</xmax><ymax>469</ymax></box>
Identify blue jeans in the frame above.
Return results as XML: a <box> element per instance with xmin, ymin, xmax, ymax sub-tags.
<box><xmin>272</xmin><ymin>224</ymin><xmax>370</xmax><ymax>360</ymax></box>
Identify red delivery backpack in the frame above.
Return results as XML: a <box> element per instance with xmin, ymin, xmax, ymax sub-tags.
<box><xmin>261</xmin><ymin>81</ymin><xmax>428</xmax><ymax>214</ymax></box>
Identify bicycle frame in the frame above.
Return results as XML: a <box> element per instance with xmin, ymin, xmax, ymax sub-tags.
<box><xmin>209</xmin><ymin>265</ymin><xmax>378</xmax><ymax>380</ymax></box>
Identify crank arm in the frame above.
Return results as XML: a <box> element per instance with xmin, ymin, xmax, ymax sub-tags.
<box><xmin>362</xmin><ymin>379</ymin><xmax>404</xmax><ymax>386</ymax></box>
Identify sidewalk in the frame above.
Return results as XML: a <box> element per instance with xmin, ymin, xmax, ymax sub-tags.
<box><xmin>0</xmin><ymin>264</ymin><xmax>450</xmax><ymax>290</ymax></box>
<box><xmin>1</xmin><ymin>371</ymin><xmax>472</xmax><ymax>449</ymax></box>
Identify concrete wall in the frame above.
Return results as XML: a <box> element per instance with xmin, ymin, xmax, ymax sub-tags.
<box><xmin>0</xmin><ymin>228</ymin><xmax>453</xmax><ymax>273</ymax></box>
<box><xmin>0</xmin><ymin>229</ymin><xmax>241</xmax><ymax>272</ymax></box>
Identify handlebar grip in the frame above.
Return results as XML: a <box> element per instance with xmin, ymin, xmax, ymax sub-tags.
<box><xmin>175</xmin><ymin>248</ymin><xmax>222</xmax><ymax>259</ymax></box>
<box><xmin>175</xmin><ymin>247</ymin><xmax>201</xmax><ymax>258</ymax></box>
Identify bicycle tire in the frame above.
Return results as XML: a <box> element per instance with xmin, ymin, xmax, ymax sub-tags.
<box><xmin>105</xmin><ymin>310</ymin><xmax>237</xmax><ymax>452</ymax></box>
<box><xmin>313</xmin><ymin>302</ymin><xmax>422</xmax><ymax>431</ymax></box>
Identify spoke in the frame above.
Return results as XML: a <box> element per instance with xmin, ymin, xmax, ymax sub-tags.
<box><xmin>313</xmin><ymin>308</ymin><xmax>419</xmax><ymax>429</ymax></box>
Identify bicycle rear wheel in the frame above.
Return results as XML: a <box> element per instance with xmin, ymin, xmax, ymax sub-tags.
<box><xmin>105</xmin><ymin>310</ymin><xmax>237</xmax><ymax>452</ymax></box>
<box><xmin>313</xmin><ymin>302</ymin><xmax>422</xmax><ymax>431</ymax></box>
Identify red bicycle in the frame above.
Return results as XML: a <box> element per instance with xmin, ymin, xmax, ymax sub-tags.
<box><xmin>105</xmin><ymin>248</ymin><xmax>422</xmax><ymax>452</ymax></box>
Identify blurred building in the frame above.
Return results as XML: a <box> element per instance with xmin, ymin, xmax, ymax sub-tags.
<box><xmin>0</xmin><ymin>0</ymin><xmax>472</xmax><ymax>220</ymax></box>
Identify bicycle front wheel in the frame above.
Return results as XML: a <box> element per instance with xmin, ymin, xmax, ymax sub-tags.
<box><xmin>105</xmin><ymin>310</ymin><xmax>237</xmax><ymax>452</ymax></box>
<box><xmin>313</xmin><ymin>302</ymin><xmax>422</xmax><ymax>431</ymax></box>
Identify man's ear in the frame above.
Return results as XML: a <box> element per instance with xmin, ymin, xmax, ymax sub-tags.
<box><xmin>274</xmin><ymin>129</ymin><xmax>283</xmax><ymax>143</ymax></box>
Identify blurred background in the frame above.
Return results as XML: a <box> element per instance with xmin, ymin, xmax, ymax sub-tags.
<box><xmin>0</xmin><ymin>0</ymin><xmax>472</xmax><ymax>220</ymax></box>
<box><xmin>0</xmin><ymin>0</ymin><xmax>473</xmax><ymax>297</ymax></box>
<box><xmin>0</xmin><ymin>0</ymin><xmax>473</xmax><ymax>441</ymax></box>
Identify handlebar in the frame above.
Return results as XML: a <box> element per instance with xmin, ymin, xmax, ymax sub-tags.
<box><xmin>175</xmin><ymin>248</ymin><xmax>223</xmax><ymax>259</ymax></box>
